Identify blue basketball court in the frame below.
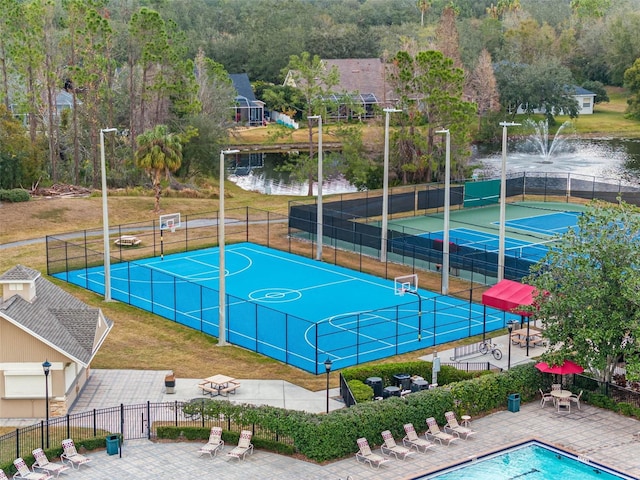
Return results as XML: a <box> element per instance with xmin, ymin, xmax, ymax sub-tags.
<box><xmin>55</xmin><ymin>243</ymin><xmax>519</xmax><ymax>374</ymax></box>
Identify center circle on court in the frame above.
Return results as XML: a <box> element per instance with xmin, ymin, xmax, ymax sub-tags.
<box><xmin>249</xmin><ymin>288</ymin><xmax>301</xmax><ymax>303</ymax></box>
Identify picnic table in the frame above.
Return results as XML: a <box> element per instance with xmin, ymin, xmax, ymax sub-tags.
<box><xmin>510</xmin><ymin>328</ymin><xmax>544</xmax><ymax>348</ymax></box>
<box><xmin>199</xmin><ymin>374</ymin><xmax>240</xmax><ymax>397</ymax></box>
<box><xmin>114</xmin><ymin>235</ymin><xmax>141</xmax><ymax>246</ymax></box>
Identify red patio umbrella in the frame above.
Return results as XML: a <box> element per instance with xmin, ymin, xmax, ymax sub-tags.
<box><xmin>535</xmin><ymin>359</ymin><xmax>584</xmax><ymax>375</ymax></box>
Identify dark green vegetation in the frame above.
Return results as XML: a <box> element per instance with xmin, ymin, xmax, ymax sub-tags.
<box><xmin>1</xmin><ymin>0</ymin><xmax>640</xmax><ymax>194</ymax></box>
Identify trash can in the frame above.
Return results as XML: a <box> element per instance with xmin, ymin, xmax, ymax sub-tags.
<box><xmin>393</xmin><ymin>373</ymin><xmax>411</xmax><ymax>391</ymax></box>
<box><xmin>508</xmin><ymin>393</ymin><xmax>520</xmax><ymax>413</ymax></box>
<box><xmin>106</xmin><ymin>435</ymin><xmax>119</xmax><ymax>455</ymax></box>
<box><xmin>365</xmin><ymin>377</ymin><xmax>383</xmax><ymax>398</ymax></box>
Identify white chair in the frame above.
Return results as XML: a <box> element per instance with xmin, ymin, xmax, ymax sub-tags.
<box><xmin>402</xmin><ymin>423</ymin><xmax>434</xmax><ymax>453</ymax></box>
<box><xmin>31</xmin><ymin>449</ymin><xmax>70</xmax><ymax>478</ymax></box>
<box><xmin>425</xmin><ymin>417</ymin><xmax>458</xmax><ymax>445</ymax></box>
<box><xmin>569</xmin><ymin>390</ymin><xmax>583</xmax><ymax>410</ymax></box>
<box><xmin>539</xmin><ymin>388</ymin><xmax>554</xmax><ymax>408</ymax></box>
<box><xmin>557</xmin><ymin>398</ymin><xmax>571</xmax><ymax>412</ymax></box>
<box><xmin>12</xmin><ymin>458</ymin><xmax>52</xmax><ymax>480</ymax></box>
<box><xmin>380</xmin><ymin>430</ymin><xmax>414</xmax><ymax>460</ymax></box>
<box><xmin>444</xmin><ymin>411</ymin><xmax>476</xmax><ymax>439</ymax></box>
<box><xmin>61</xmin><ymin>439</ymin><xmax>92</xmax><ymax>469</ymax></box>
<box><xmin>226</xmin><ymin>430</ymin><xmax>254</xmax><ymax>460</ymax></box>
<box><xmin>355</xmin><ymin>438</ymin><xmax>389</xmax><ymax>469</ymax></box>
<box><xmin>198</xmin><ymin>426</ymin><xmax>224</xmax><ymax>457</ymax></box>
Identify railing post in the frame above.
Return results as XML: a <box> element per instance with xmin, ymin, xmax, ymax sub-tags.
<box><xmin>147</xmin><ymin>401</ymin><xmax>151</xmax><ymax>439</ymax></box>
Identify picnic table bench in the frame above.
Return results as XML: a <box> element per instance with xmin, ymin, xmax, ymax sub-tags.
<box><xmin>114</xmin><ymin>235</ymin><xmax>141</xmax><ymax>247</ymax></box>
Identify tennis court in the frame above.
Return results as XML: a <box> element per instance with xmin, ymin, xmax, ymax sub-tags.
<box><xmin>54</xmin><ymin>242</ymin><xmax>518</xmax><ymax>374</ymax></box>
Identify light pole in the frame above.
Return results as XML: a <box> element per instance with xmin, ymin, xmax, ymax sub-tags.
<box><xmin>100</xmin><ymin>128</ymin><xmax>117</xmax><ymax>301</ymax></box>
<box><xmin>498</xmin><ymin>122</ymin><xmax>520</xmax><ymax>281</ymax></box>
<box><xmin>380</xmin><ymin>108</ymin><xmax>402</xmax><ymax>262</ymax></box>
<box><xmin>218</xmin><ymin>149</ymin><xmax>240</xmax><ymax>347</ymax></box>
<box><xmin>309</xmin><ymin>115</ymin><xmax>323</xmax><ymax>261</ymax></box>
<box><xmin>324</xmin><ymin>357</ymin><xmax>333</xmax><ymax>413</ymax></box>
<box><xmin>42</xmin><ymin>360</ymin><xmax>51</xmax><ymax>448</ymax></box>
<box><xmin>507</xmin><ymin>321</ymin><xmax>515</xmax><ymax>370</ymax></box>
<box><xmin>436</xmin><ymin>129</ymin><xmax>451</xmax><ymax>295</ymax></box>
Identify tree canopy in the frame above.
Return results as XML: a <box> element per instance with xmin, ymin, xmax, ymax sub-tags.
<box><xmin>525</xmin><ymin>200</ymin><xmax>640</xmax><ymax>383</ymax></box>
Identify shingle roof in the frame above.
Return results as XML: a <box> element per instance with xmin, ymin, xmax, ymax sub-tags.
<box><xmin>229</xmin><ymin>73</ymin><xmax>257</xmax><ymax>102</ymax></box>
<box><xmin>0</xmin><ymin>265</ymin><xmax>40</xmax><ymax>282</ymax></box>
<box><xmin>0</xmin><ymin>266</ymin><xmax>113</xmax><ymax>366</ymax></box>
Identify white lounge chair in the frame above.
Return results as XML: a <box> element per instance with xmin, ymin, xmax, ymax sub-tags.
<box><xmin>380</xmin><ymin>430</ymin><xmax>414</xmax><ymax>460</ymax></box>
<box><xmin>12</xmin><ymin>458</ymin><xmax>51</xmax><ymax>480</ymax></box>
<box><xmin>61</xmin><ymin>439</ymin><xmax>92</xmax><ymax>469</ymax></box>
<box><xmin>0</xmin><ymin>468</ymin><xmax>8</xmax><ymax>480</ymax></box>
<box><xmin>444</xmin><ymin>412</ymin><xmax>476</xmax><ymax>439</ymax></box>
<box><xmin>198</xmin><ymin>426</ymin><xmax>224</xmax><ymax>457</ymax></box>
<box><xmin>402</xmin><ymin>423</ymin><xmax>434</xmax><ymax>453</ymax></box>
<box><xmin>31</xmin><ymin>449</ymin><xmax>70</xmax><ymax>478</ymax></box>
<box><xmin>539</xmin><ymin>388</ymin><xmax>554</xmax><ymax>408</ymax></box>
<box><xmin>227</xmin><ymin>430</ymin><xmax>254</xmax><ymax>460</ymax></box>
<box><xmin>355</xmin><ymin>438</ymin><xmax>389</xmax><ymax>469</ymax></box>
<box><xmin>426</xmin><ymin>417</ymin><xmax>458</xmax><ymax>445</ymax></box>
<box><xmin>569</xmin><ymin>390</ymin><xmax>583</xmax><ymax>410</ymax></box>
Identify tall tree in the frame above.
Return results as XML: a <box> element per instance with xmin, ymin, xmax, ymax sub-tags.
<box><xmin>388</xmin><ymin>50</ymin><xmax>476</xmax><ymax>184</ymax></box>
<box><xmin>417</xmin><ymin>0</ymin><xmax>430</xmax><ymax>27</ymax></box>
<box><xmin>134</xmin><ymin>124</ymin><xmax>184</xmax><ymax>213</ymax></box>
<box><xmin>469</xmin><ymin>49</ymin><xmax>500</xmax><ymax>128</ymax></box>
<box><xmin>0</xmin><ymin>0</ymin><xmax>20</xmax><ymax>111</ymax></box>
<box><xmin>435</xmin><ymin>6</ymin><xmax>463</xmax><ymax>69</ymax></box>
<box><xmin>624</xmin><ymin>58</ymin><xmax>640</xmax><ymax>120</ymax></box>
<box><xmin>283</xmin><ymin>52</ymin><xmax>339</xmax><ymax>196</ymax></box>
<box><xmin>526</xmin><ymin>200</ymin><xmax>640</xmax><ymax>383</ymax></box>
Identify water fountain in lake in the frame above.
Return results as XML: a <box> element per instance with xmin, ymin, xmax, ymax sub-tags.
<box><xmin>520</xmin><ymin>119</ymin><xmax>573</xmax><ymax>163</ymax></box>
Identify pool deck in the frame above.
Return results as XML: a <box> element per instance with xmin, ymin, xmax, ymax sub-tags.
<box><xmin>5</xmin><ymin>401</ymin><xmax>637</xmax><ymax>480</ymax></box>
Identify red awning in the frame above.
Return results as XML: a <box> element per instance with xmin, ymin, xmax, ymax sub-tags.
<box><xmin>481</xmin><ymin>279</ymin><xmax>536</xmax><ymax>316</ymax></box>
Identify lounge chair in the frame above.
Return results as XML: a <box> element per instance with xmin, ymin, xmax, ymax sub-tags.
<box><xmin>569</xmin><ymin>390</ymin><xmax>583</xmax><ymax>410</ymax></box>
<box><xmin>380</xmin><ymin>430</ymin><xmax>414</xmax><ymax>460</ymax></box>
<box><xmin>539</xmin><ymin>388</ymin><xmax>554</xmax><ymax>408</ymax></box>
<box><xmin>31</xmin><ymin>449</ymin><xmax>70</xmax><ymax>478</ymax></box>
<box><xmin>402</xmin><ymin>423</ymin><xmax>434</xmax><ymax>453</ymax></box>
<box><xmin>0</xmin><ymin>469</ymin><xmax>7</xmax><ymax>480</ymax></box>
<box><xmin>60</xmin><ymin>439</ymin><xmax>92</xmax><ymax>469</ymax></box>
<box><xmin>425</xmin><ymin>417</ymin><xmax>458</xmax><ymax>446</ymax></box>
<box><xmin>198</xmin><ymin>426</ymin><xmax>224</xmax><ymax>457</ymax></box>
<box><xmin>227</xmin><ymin>430</ymin><xmax>254</xmax><ymax>460</ymax></box>
<box><xmin>355</xmin><ymin>438</ymin><xmax>389</xmax><ymax>469</ymax></box>
<box><xmin>444</xmin><ymin>412</ymin><xmax>476</xmax><ymax>439</ymax></box>
<box><xmin>12</xmin><ymin>458</ymin><xmax>52</xmax><ymax>480</ymax></box>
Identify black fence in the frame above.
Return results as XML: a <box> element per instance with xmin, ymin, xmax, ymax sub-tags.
<box><xmin>0</xmin><ymin>400</ymin><xmax>292</xmax><ymax>469</ymax></box>
<box><xmin>289</xmin><ymin>173</ymin><xmax>640</xmax><ymax>284</ymax></box>
<box><xmin>573</xmin><ymin>374</ymin><xmax>640</xmax><ymax>408</ymax></box>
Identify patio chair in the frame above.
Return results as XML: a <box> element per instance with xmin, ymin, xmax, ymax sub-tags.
<box><xmin>355</xmin><ymin>438</ymin><xmax>389</xmax><ymax>469</ymax></box>
<box><xmin>12</xmin><ymin>458</ymin><xmax>52</xmax><ymax>480</ymax></box>
<box><xmin>425</xmin><ymin>417</ymin><xmax>458</xmax><ymax>446</ymax></box>
<box><xmin>198</xmin><ymin>426</ymin><xmax>224</xmax><ymax>457</ymax></box>
<box><xmin>569</xmin><ymin>390</ymin><xmax>583</xmax><ymax>410</ymax></box>
<box><xmin>227</xmin><ymin>430</ymin><xmax>254</xmax><ymax>460</ymax></box>
<box><xmin>380</xmin><ymin>430</ymin><xmax>414</xmax><ymax>460</ymax></box>
<box><xmin>539</xmin><ymin>388</ymin><xmax>555</xmax><ymax>408</ymax></box>
<box><xmin>0</xmin><ymin>469</ymin><xmax>7</xmax><ymax>480</ymax></box>
<box><xmin>557</xmin><ymin>398</ymin><xmax>571</xmax><ymax>413</ymax></box>
<box><xmin>60</xmin><ymin>439</ymin><xmax>92</xmax><ymax>469</ymax></box>
<box><xmin>551</xmin><ymin>383</ymin><xmax>562</xmax><ymax>391</ymax></box>
<box><xmin>402</xmin><ymin>423</ymin><xmax>434</xmax><ymax>453</ymax></box>
<box><xmin>31</xmin><ymin>449</ymin><xmax>70</xmax><ymax>478</ymax></box>
<box><xmin>444</xmin><ymin>412</ymin><xmax>476</xmax><ymax>439</ymax></box>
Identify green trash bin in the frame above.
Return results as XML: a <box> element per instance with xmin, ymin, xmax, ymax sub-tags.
<box><xmin>507</xmin><ymin>393</ymin><xmax>520</xmax><ymax>412</ymax></box>
<box><xmin>106</xmin><ymin>435</ymin><xmax>119</xmax><ymax>455</ymax></box>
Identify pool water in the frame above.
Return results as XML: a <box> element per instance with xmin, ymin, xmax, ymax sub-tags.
<box><xmin>419</xmin><ymin>442</ymin><xmax>635</xmax><ymax>479</ymax></box>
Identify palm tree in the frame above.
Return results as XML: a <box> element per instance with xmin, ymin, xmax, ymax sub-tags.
<box><xmin>134</xmin><ymin>124</ymin><xmax>183</xmax><ymax>213</ymax></box>
<box><xmin>417</xmin><ymin>0</ymin><xmax>430</xmax><ymax>26</ymax></box>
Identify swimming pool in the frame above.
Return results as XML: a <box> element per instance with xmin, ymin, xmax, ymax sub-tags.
<box><xmin>417</xmin><ymin>441</ymin><xmax>637</xmax><ymax>479</ymax></box>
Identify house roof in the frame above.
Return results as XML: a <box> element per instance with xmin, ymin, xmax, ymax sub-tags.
<box><xmin>0</xmin><ymin>265</ymin><xmax>113</xmax><ymax>367</ymax></box>
<box><xmin>229</xmin><ymin>73</ymin><xmax>257</xmax><ymax>102</ymax></box>
<box><xmin>573</xmin><ymin>86</ymin><xmax>596</xmax><ymax>96</ymax></box>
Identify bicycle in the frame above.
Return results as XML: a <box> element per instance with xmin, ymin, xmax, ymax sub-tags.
<box><xmin>479</xmin><ymin>340</ymin><xmax>503</xmax><ymax>360</ymax></box>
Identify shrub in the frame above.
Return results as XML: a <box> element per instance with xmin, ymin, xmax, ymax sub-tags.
<box><xmin>347</xmin><ymin>379</ymin><xmax>373</xmax><ymax>402</ymax></box>
<box><xmin>0</xmin><ymin>188</ymin><xmax>30</xmax><ymax>202</ymax></box>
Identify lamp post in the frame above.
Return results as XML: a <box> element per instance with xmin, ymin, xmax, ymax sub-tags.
<box><xmin>218</xmin><ymin>149</ymin><xmax>240</xmax><ymax>347</ymax></box>
<box><xmin>497</xmin><ymin>122</ymin><xmax>520</xmax><ymax>281</ymax></box>
<box><xmin>507</xmin><ymin>322</ymin><xmax>514</xmax><ymax>370</ymax></box>
<box><xmin>436</xmin><ymin>129</ymin><xmax>451</xmax><ymax>295</ymax></box>
<box><xmin>309</xmin><ymin>115</ymin><xmax>323</xmax><ymax>261</ymax></box>
<box><xmin>324</xmin><ymin>357</ymin><xmax>333</xmax><ymax>413</ymax></box>
<box><xmin>42</xmin><ymin>360</ymin><xmax>51</xmax><ymax>448</ymax></box>
<box><xmin>380</xmin><ymin>108</ymin><xmax>401</xmax><ymax>262</ymax></box>
<box><xmin>100</xmin><ymin>128</ymin><xmax>117</xmax><ymax>301</ymax></box>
